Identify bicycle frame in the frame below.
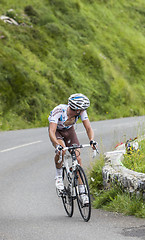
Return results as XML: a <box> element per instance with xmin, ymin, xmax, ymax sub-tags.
<box><xmin>60</xmin><ymin>144</ymin><xmax>99</xmax><ymax>221</ymax></box>
<box><xmin>62</xmin><ymin>148</ymin><xmax>79</xmax><ymax>198</ymax></box>
<box><xmin>62</xmin><ymin>143</ymin><xmax>99</xmax><ymax>178</ymax></box>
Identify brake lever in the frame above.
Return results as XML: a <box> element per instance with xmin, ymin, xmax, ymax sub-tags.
<box><xmin>92</xmin><ymin>146</ymin><xmax>99</xmax><ymax>158</ymax></box>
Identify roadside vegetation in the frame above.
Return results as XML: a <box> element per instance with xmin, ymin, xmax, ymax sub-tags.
<box><xmin>123</xmin><ymin>139</ymin><xmax>145</xmax><ymax>173</ymax></box>
<box><xmin>88</xmin><ymin>142</ymin><xmax>145</xmax><ymax>218</ymax></box>
<box><xmin>0</xmin><ymin>0</ymin><xmax>145</xmax><ymax>130</ymax></box>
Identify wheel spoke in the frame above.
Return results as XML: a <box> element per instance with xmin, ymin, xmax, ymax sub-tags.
<box><xmin>75</xmin><ymin>165</ymin><xmax>91</xmax><ymax>222</ymax></box>
<box><xmin>61</xmin><ymin>168</ymin><xmax>74</xmax><ymax>217</ymax></box>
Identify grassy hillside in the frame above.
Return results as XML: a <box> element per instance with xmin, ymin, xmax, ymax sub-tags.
<box><xmin>0</xmin><ymin>0</ymin><xmax>145</xmax><ymax>130</ymax></box>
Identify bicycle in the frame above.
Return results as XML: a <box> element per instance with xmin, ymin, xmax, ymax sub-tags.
<box><xmin>56</xmin><ymin>144</ymin><xmax>99</xmax><ymax>222</ymax></box>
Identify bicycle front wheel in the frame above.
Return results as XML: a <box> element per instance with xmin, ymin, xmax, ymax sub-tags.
<box><xmin>74</xmin><ymin>165</ymin><xmax>91</xmax><ymax>222</ymax></box>
<box><xmin>62</xmin><ymin>167</ymin><xmax>74</xmax><ymax>217</ymax></box>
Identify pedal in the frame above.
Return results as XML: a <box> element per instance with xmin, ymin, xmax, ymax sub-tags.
<box><xmin>82</xmin><ymin>203</ymin><xmax>89</xmax><ymax>208</ymax></box>
<box><xmin>56</xmin><ymin>188</ymin><xmax>63</xmax><ymax>197</ymax></box>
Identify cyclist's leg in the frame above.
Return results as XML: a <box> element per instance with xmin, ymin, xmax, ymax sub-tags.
<box><xmin>64</xmin><ymin>126</ymin><xmax>82</xmax><ymax>166</ymax></box>
<box><xmin>76</xmin><ymin>149</ymin><xmax>82</xmax><ymax>166</ymax></box>
<box><xmin>63</xmin><ymin>127</ymin><xmax>85</xmax><ymax>192</ymax></box>
<box><xmin>65</xmin><ymin>128</ymin><xmax>88</xmax><ymax>199</ymax></box>
<box><xmin>55</xmin><ymin>139</ymin><xmax>66</xmax><ymax>169</ymax></box>
<box><xmin>54</xmin><ymin>130</ymin><xmax>66</xmax><ymax>169</ymax></box>
<box><xmin>60</xmin><ymin>127</ymin><xmax>86</xmax><ymax>192</ymax></box>
<box><xmin>54</xmin><ymin>131</ymin><xmax>66</xmax><ymax>191</ymax></box>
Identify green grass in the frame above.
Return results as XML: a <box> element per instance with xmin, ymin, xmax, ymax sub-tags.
<box><xmin>123</xmin><ymin>140</ymin><xmax>145</xmax><ymax>173</ymax></box>
<box><xmin>88</xmin><ymin>154</ymin><xmax>145</xmax><ymax>218</ymax></box>
<box><xmin>0</xmin><ymin>0</ymin><xmax>145</xmax><ymax>130</ymax></box>
<box><xmin>101</xmin><ymin>188</ymin><xmax>145</xmax><ymax>218</ymax></box>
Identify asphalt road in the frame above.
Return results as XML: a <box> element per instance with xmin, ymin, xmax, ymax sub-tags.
<box><xmin>0</xmin><ymin>116</ymin><xmax>145</xmax><ymax>240</ymax></box>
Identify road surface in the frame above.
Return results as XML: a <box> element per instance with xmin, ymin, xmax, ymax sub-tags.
<box><xmin>0</xmin><ymin>116</ymin><xmax>145</xmax><ymax>240</ymax></box>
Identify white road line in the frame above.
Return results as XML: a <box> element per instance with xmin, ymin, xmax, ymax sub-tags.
<box><xmin>0</xmin><ymin>127</ymin><xmax>97</xmax><ymax>153</ymax></box>
<box><xmin>0</xmin><ymin>140</ymin><xmax>43</xmax><ymax>153</ymax></box>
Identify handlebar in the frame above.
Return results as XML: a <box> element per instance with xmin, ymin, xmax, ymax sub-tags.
<box><xmin>63</xmin><ymin>144</ymin><xmax>90</xmax><ymax>151</ymax></box>
<box><xmin>58</xmin><ymin>144</ymin><xmax>99</xmax><ymax>163</ymax></box>
<box><xmin>63</xmin><ymin>144</ymin><xmax>99</xmax><ymax>151</ymax></box>
<box><xmin>65</xmin><ymin>144</ymin><xmax>99</xmax><ymax>155</ymax></box>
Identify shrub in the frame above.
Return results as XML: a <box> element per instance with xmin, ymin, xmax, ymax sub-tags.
<box><xmin>24</xmin><ymin>5</ymin><xmax>38</xmax><ymax>17</ymax></box>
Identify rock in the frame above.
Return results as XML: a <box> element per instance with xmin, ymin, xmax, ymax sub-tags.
<box><xmin>0</xmin><ymin>15</ymin><xmax>19</xmax><ymax>25</ymax></box>
<box><xmin>102</xmin><ymin>135</ymin><xmax>145</xmax><ymax>199</ymax></box>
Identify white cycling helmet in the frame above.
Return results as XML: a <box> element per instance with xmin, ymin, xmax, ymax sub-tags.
<box><xmin>68</xmin><ymin>93</ymin><xmax>90</xmax><ymax>110</ymax></box>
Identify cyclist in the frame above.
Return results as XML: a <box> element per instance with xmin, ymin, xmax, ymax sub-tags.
<box><xmin>48</xmin><ymin>93</ymin><xmax>97</xmax><ymax>205</ymax></box>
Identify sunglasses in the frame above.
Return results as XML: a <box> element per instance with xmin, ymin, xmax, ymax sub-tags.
<box><xmin>70</xmin><ymin>108</ymin><xmax>81</xmax><ymax>114</ymax></box>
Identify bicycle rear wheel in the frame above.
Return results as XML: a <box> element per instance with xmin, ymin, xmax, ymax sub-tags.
<box><xmin>62</xmin><ymin>167</ymin><xmax>74</xmax><ymax>217</ymax></box>
<box><xmin>74</xmin><ymin>165</ymin><xmax>91</xmax><ymax>222</ymax></box>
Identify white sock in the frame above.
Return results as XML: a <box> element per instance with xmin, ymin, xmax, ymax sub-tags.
<box><xmin>55</xmin><ymin>168</ymin><xmax>62</xmax><ymax>178</ymax></box>
<box><xmin>79</xmin><ymin>184</ymin><xmax>85</xmax><ymax>193</ymax></box>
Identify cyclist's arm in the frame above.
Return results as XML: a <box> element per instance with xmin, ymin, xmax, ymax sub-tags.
<box><xmin>82</xmin><ymin>119</ymin><xmax>94</xmax><ymax>142</ymax></box>
<box><xmin>49</xmin><ymin>122</ymin><xmax>60</xmax><ymax>148</ymax></box>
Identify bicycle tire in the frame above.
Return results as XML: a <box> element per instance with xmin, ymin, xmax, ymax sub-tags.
<box><xmin>74</xmin><ymin>165</ymin><xmax>91</xmax><ymax>222</ymax></box>
<box><xmin>62</xmin><ymin>167</ymin><xmax>74</xmax><ymax>217</ymax></box>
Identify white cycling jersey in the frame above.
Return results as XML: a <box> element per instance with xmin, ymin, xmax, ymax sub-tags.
<box><xmin>48</xmin><ymin>104</ymin><xmax>88</xmax><ymax>130</ymax></box>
